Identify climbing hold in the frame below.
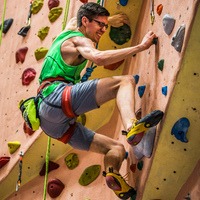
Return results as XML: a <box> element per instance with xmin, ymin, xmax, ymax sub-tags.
<box><xmin>48</xmin><ymin>7</ymin><xmax>63</xmax><ymax>23</ymax></box>
<box><xmin>16</xmin><ymin>47</ymin><xmax>28</xmax><ymax>63</ymax></box>
<box><xmin>39</xmin><ymin>161</ymin><xmax>60</xmax><ymax>176</ymax></box>
<box><xmin>171</xmin><ymin>117</ymin><xmax>190</xmax><ymax>143</ymax></box>
<box><xmin>109</xmin><ymin>24</ymin><xmax>131</xmax><ymax>45</ymax></box>
<box><xmin>138</xmin><ymin>85</ymin><xmax>146</xmax><ymax>98</ymax></box>
<box><xmin>130</xmin><ymin>163</ymin><xmax>136</xmax><ymax>173</ymax></box>
<box><xmin>18</xmin><ymin>25</ymin><xmax>31</xmax><ymax>37</ymax></box>
<box><xmin>79</xmin><ymin>0</ymin><xmax>88</xmax><ymax>3</ymax></box>
<box><xmin>133</xmin><ymin>75</ymin><xmax>139</xmax><ymax>84</ymax></box>
<box><xmin>156</xmin><ymin>4</ymin><xmax>163</xmax><ymax>16</ymax></box>
<box><xmin>133</xmin><ymin>127</ymin><xmax>156</xmax><ymax>160</ymax></box>
<box><xmin>34</xmin><ymin>47</ymin><xmax>48</xmax><ymax>60</ymax></box>
<box><xmin>152</xmin><ymin>37</ymin><xmax>158</xmax><ymax>45</ymax></box>
<box><xmin>23</xmin><ymin>122</ymin><xmax>35</xmax><ymax>135</ymax></box>
<box><xmin>162</xmin><ymin>14</ymin><xmax>175</xmax><ymax>35</ymax></box>
<box><xmin>158</xmin><ymin>59</ymin><xmax>164</xmax><ymax>71</ymax></box>
<box><xmin>22</xmin><ymin>68</ymin><xmax>36</xmax><ymax>86</ymax></box>
<box><xmin>76</xmin><ymin>114</ymin><xmax>86</xmax><ymax>126</ymax></box>
<box><xmin>162</xmin><ymin>86</ymin><xmax>168</xmax><ymax>96</ymax></box>
<box><xmin>65</xmin><ymin>153</ymin><xmax>79</xmax><ymax>170</ymax></box>
<box><xmin>37</xmin><ymin>26</ymin><xmax>50</xmax><ymax>40</ymax></box>
<box><xmin>0</xmin><ymin>157</ymin><xmax>10</xmax><ymax>169</ymax></box>
<box><xmin>47</xmin><ymin>178</ymin><xmax>65</xmax><ymax>198</ymax></box>
<box><xmin>104</xmin><ymin>60</ymin><xmax>124</xmax><ymax>70</ymax></box>
<box><xmin>119</xmin><ymin>0</ymin><xmax>128</xmax><ymax>6</ymax></box>
<box><xmin>48</xmin><ymin>0</ymin><xmax>60</xmax><ymax>10</ymax></box>
<box><xmin>7</xmin><ymin>141</ymin><xmax>21</xmax><ymax>154</ymax></box>
<box><xmin>171</xmin><ymin>24</ymin><xmax>185</xmax><ymax>52</ymax></box>
<box><xmin>31</xmin><ymin>0</ymin><xmax>44</xmax><ymax>14</ymax></box>
<box><xmin>137</xmin><ymin>160</ymin><xmax>143</xmax><ymax>171</ymax></box>
<box><xmin>79</xmin><ymin>165</ymin><xmax>101</xmax><ymax>186</ymax></box>
<box><xmin>0</xmin><ymin>18</ymin><xmax>13</xmax><ymax>34</ymax></box>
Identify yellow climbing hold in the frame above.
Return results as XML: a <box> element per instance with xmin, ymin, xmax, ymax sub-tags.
<box><xmin>31</xmin><ymin>0</ymin><xmax>44</xmax><ymax>14</ymax></box>
<box><xmin>34</xmin><ymin>47</ymin><xmax>48</xmax><ymax>61</ymax></box>
<box><xmin>7</xmin><ymin>141</ymin><xmax>21</xmax><ymax>154</ymax></box>
<box><xmin>48</xmin><ymin>7</ymin><xmax>63</xmax><ymax>23</ymax></box>
<box><xmin>37</xmin><ymin>26</ymin><xmax>50</xmax><ymax>40</ymax></box>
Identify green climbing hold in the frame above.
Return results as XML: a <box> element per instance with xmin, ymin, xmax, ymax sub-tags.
<box><xmin>34</xmin><ymin>47</ymin><xmax>48</xmax><ymax>61</ymax></box>
<box><xmin>31</xmin><ymin>0</ymin><xmax>44</xmax><ymax>14</ymax></box>
<box><xmin>65</xmin><ymin>153</ymin><xmax>79</xmax><ymax>170</ymax></box>
<box><xmin>8</xmin><ymin>141</ymin><xmax>21</xmax><ymax>154</ymax></box>
<box><xmin>158</xmin><ymin>59</ymin><xmax>164</xmax><ymax>71</ymax></box>
<box><xmin>79</xmin><ymin>165</ymin><xmax>101</xmax><ymax>186</ymax></box>
<box><xmin>37</xmin><ymin>26</ymin><xmax>50</xmax><ymax>40</ymax></box>
<box><xmin>109</xmin><ymin>24</ymin><xmax>131</xmax><ymax>45</ymax></box>
<box><xmin>48</xmin><ymin>7</ymin><xmax>63</xmax><ymax>23</ymax></box>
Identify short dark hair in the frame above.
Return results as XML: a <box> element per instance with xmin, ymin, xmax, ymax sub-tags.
<box><xmin>77</xmin><ymin>2</ymin><xmax>110</xmax><ymax>27</ymax></box>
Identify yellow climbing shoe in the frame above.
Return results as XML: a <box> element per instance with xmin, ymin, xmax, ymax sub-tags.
<box><xmin>125</xmin><ymin>110</ymin><xmax>164</xmax><ymax>146</ymax></box>
<box><xmin>103</xmin><ymin>169</ymin><xmax>136</xmax><ymax>199</ymax></box>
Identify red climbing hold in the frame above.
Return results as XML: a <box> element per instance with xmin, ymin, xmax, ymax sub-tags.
<box><xmin>104</xmin><ymin>60</ymin><xmax>124</xmax><ymax>70</ymax></box>
<box><xmin>47</xmin><ymin>179</ymin><xmax>65</xmax><ymax>198</ymax></box>
<box><xmin>22</xmin><ymin>68</ymin><xmax>36</xmax><ymax>85</ymax></box>
<box><xmin>16</xmin><ymin>47</ymin><xmax>28</xmax><ymax>64</ymax></box>
<box><xmin>79</xmin><ymin>0</ymin><xmax>88</xmax><ymax>3</ymax></box>
<box><xmin>39</xmin><ymin>161</ymin><xmax>60</xmax><ymax>176</ymax></box>
<box><xmin>48</xmin><ymin>0</ymin><xmax>60</xmax><ymax>10</ymax></box>
<box><xmin>0</xmin><ymin>157</ymin><xmax>10</xmax><ymax>169</ymax></box>
<box><xmin>23</xmin><ymin>122</ymin><xmax>35</xmax><ymax>135</ymax></box>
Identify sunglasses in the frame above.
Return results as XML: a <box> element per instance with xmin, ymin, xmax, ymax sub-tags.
<box><xmin>92</xmin><ymin>19</ymin><xmax>109</xmax><ymax>30</ymax></box>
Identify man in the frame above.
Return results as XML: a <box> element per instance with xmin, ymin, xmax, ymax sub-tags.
<box><xmin>38</xmin><ymin>2</ymin><xmax>163</xmax><ymax>199</ymax></box>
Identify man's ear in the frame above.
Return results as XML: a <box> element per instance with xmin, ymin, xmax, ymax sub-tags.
<box><xmin>81</xmin><ymin>16</ymin><xmax>89</xmax><ymax>26</ymax></box>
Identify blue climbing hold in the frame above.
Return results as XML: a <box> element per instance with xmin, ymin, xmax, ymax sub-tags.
<box><xmin>171</xmin><ymin>117</ymin><xmax>190</xmax><ymax>143</ymax></box>
<box><xmin>162</xmin><ymin>86</ymin><xmax>168</xmax><ymax>96</ymax></box>
<box><xmin>119</xmin><ymin>0</ymin><xmax>128</xmax><ymax>6</ymax></box>
<box><xmin>133</xmin><ymin>75</ymin><xmax>139</xmax><ymax>84</ymax></box>
<box><xmin>138</xmin><ymin>85</ymin><xmax>146</xmax><ymax>98</ymax></box>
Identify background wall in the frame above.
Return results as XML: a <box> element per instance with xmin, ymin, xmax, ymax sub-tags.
<box><xmin>0</xmin><ymin>0</ymin><xmax>199</xmax><ymax>199</ymax></box>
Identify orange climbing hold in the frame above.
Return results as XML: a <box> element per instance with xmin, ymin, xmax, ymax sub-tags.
<box><xmin>157</xmin><ymin>4</ymin><xmax>163</xmax><ymax>16</ymax></box>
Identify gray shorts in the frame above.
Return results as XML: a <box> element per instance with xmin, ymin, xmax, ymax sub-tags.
<box><xmin>38</xmin><ymin>79</ymin><xmax>99</xmax><ymax>151</ymax></box>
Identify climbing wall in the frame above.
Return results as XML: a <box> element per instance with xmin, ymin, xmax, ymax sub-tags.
<box><xmin>0</xmin><ymin>0</ymin><xmax>200</xmax><ymax>200</ymax></box>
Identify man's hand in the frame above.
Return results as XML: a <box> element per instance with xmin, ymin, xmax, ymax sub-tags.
<box><xmin>108</xmin><ymin>13</ymin><xmax>130</xmax><ymax>27</ymax></box>
<box><xmin>140</xmin><ymin>31</ymin><xmax>157</xmax><ymax>50</ymax></box>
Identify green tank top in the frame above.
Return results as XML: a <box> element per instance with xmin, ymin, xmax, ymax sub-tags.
<box><xmin>39</xmin><ymin>30</ymin><xmax>87</xmax><ymax>84</ymax></box>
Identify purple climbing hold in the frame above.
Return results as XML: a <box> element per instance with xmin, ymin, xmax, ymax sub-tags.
<box><xmin>138</xmin><ymin>85</ymin><xmax>146</xmax><ymax>98</ymax></box>
<box><xmin>47</xmin><ymin>178</ymin><xmax>65</xmax><ymax>198</ymax></box>
<box><xmin>162</xmin><ymin>86</ymin><xmax>168</xmax><ymax>96</ymax></box>
<box><xmin>119</xmin><ymin>0</ymin><xmax>128</xmax><ymax>6</ymax></box>
<box><xmin>171</xmin><ymin>117</ymin><xmax>190</xmax><ymax>143</ymax></box>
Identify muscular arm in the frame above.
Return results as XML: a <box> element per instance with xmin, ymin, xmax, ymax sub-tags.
<box><xmin>75</xmin><ymin>31</ymin><xmax>156</xmax><ymax>66</ymax></box>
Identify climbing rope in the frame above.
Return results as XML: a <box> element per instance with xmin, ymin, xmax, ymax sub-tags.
<box><xmin>62</xmin><ymin>0</ymin><xmax>70</xmax><ymax>31</ymax></box>
<box><xmin>43</xmin><ymin>1</ymin><xmax>71</xmax><ymax>199</ymax></box>
<box><xmin>0</xmin><ymin>0</ymin><xmax>7</xmax><ymax>45</ymax></box>
<box><xmin>43</xmin><ymin>136</ymin><xmax>51</xmax><ymax>200</ymax></box>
